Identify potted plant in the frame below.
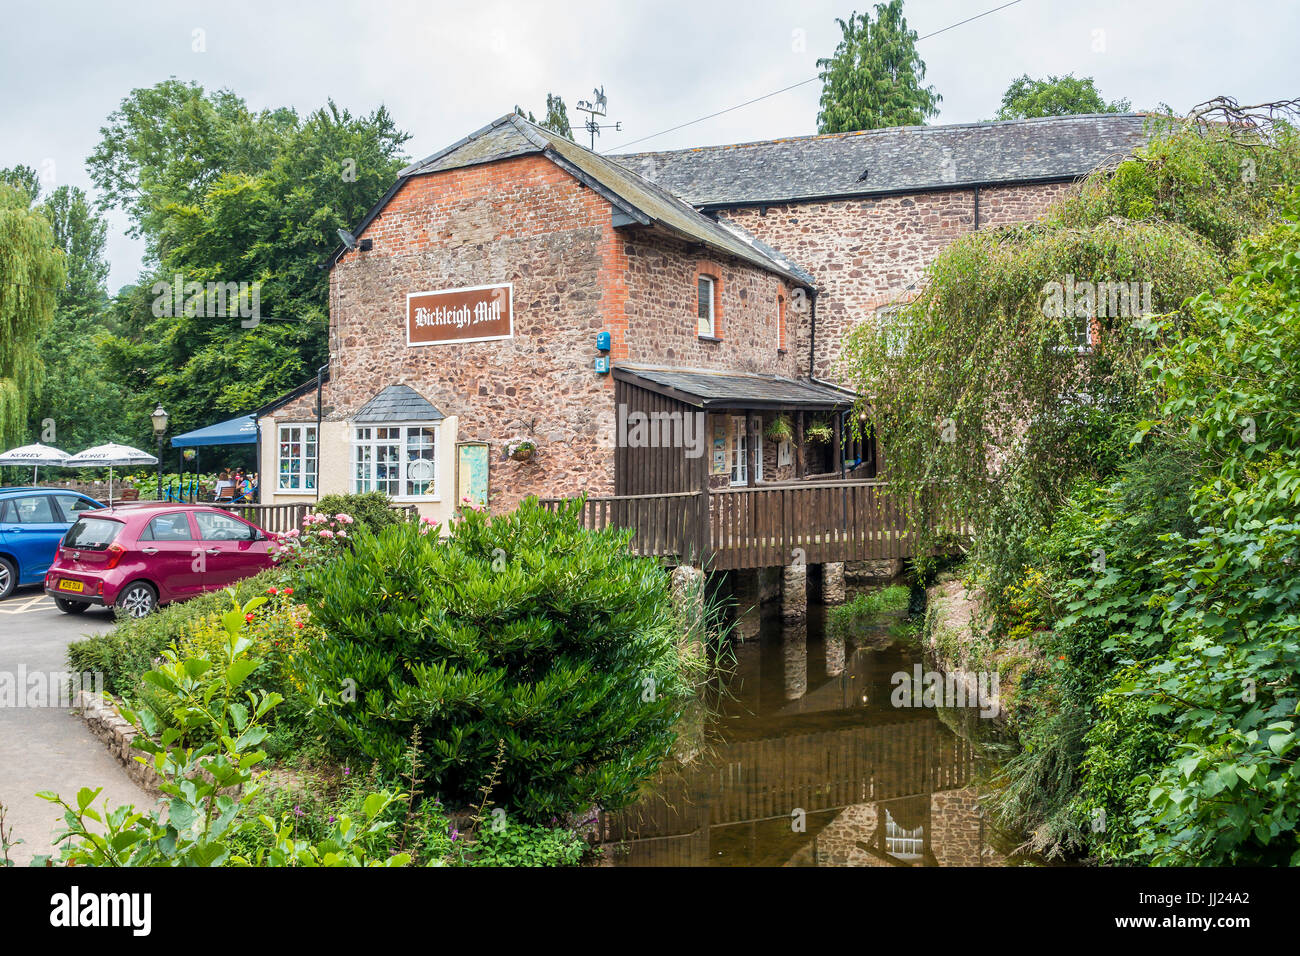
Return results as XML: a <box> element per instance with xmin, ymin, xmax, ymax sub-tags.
<box><xmin>764</xmin><ymin>415</ymin><xmax>794</xmax><ymax>444</ymax></box>
<box><xmin>505</xmin><ymin>437</ymin><xmax>537</xmax><ymax>462</ymax></box>
<box><xmin>805</xmin><ymin>418</ymin><xmax>833</xmax><ymax>444</ymax></box>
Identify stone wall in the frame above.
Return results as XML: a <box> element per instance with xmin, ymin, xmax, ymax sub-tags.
<box><xmin>296</xmin><ymin>153</ymin><xmax>811</xmax><ymax>515</ymax></box>
<box><xmin>721</xmin><ymin>181</ymin><xmax>1071</xmax><ymax>380</ymax></box>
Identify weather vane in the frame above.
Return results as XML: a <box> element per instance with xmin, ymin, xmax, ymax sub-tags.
<box><xmin>575</xmin><ymin>86</ymin><xmax>622</xmax><ymax>150</ymax></box>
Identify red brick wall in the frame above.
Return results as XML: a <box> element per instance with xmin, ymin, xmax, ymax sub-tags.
<box><xmin>323</xmin><ymin>153</ymin><xmax>800</xmax><ymax>512</ymax></box>
<box><xmin>721</xmin><ymin>181</ymin><xmax>1071</xmax><ymax>380</ymax></box>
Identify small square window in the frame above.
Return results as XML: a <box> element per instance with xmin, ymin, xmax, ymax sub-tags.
<box><xmin>698</xmin><ymin>276</ymin><xmax>716</xmax><ymax>338</ymax></box>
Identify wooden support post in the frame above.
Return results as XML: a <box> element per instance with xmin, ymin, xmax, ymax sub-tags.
<box><xmin>746</xmin><ymin>411</ymin><xmax>759</xmax><ymax>487</ymax></box>
<box><xmin>795</xmin><ymin>410</ymin><xmax>805</xmax><ymax>478</ymax></box>
<box><xmin>695</xmin><ymin>434</ymin><xmax>710</xmax><ymax>565</ymax></box>
<box><xmin>832</xmin><ymin>412</ymin><xmax>843</xmax><ymax>478</ymax></box>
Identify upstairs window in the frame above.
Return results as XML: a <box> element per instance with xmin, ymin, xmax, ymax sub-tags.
<box><xmin>777</xmin><ymin>292</ymin><xmax>787</xmax><ymax>352</ymax></box>
<box><xmin>697</xmin><ymin>275</ymin><xmax>717</xmax><ymax>338</ymax></box>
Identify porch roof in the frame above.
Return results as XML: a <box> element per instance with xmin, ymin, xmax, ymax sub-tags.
<box><xmin>614</xmin><ymin>363</ymin><xmax>856</xmax><ymax>411</ymax></box>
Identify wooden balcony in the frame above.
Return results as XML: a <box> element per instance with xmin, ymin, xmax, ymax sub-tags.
<box><xmin>541</xmin><ymin>479</ymin><xmax>969</xmax><ymax>570</ymax></box>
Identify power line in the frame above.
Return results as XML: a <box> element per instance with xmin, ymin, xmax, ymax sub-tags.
<box><xmin>605</xmin><ymin>0</ymin><xmax>1026</xmax><ymax>153</ymax></box>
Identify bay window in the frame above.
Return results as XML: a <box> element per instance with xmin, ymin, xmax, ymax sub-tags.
<box><xmin>353</xmin><ymin>423</ymin><xmax>439</xmax><ymax>499</ymax></box>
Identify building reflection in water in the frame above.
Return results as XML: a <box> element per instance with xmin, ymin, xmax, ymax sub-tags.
<box><xmin>600</xmin><ymin>594</ymin><xmax>1003</xmax><ymax>867</ymax></box>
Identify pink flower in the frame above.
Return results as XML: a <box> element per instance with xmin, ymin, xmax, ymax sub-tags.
<box><xmin>335</xmin><ymin>513</ymin><xmax>354</xmax><ymax>524</ymax></box>
<box><xmin>318</xmin><ymin>529</ymin><xmax>335</xmax><ymax>539</ymax></box>
<box><xmin>337</xmin><ymin>530</ymin><xmax>348</xmax><ymax>538</ymax></box>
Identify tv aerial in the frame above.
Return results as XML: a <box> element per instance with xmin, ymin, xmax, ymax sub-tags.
<box><xmin>575</xmin><ymin>86</ymin><xmax>622</xmax><ymax>150</ymax></box>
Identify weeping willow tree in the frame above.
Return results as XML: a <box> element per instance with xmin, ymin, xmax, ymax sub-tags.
<box><xmin>838</xmin><ymin>108</ymin><xmax>1300</xmax><ymax>575</ymax></box>
<box><xmin>0</xmin><ymin>183</ymin><xmax>64</xmax><ymax>448</ymax></box>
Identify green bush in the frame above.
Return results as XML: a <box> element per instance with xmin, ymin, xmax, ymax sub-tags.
<box><xmin>66</xmin><ymin>567</ymin><xmax>296</xmax><ymax>695</ymax></box>
<box><xmin>826</xmin><ymin>585</ymin><xmax>909</xmax><ymax>641</ymax></box>
<box><xmin>314</xmin><ymin>491</ymin><xmax>408</xmax><ymax>535</ymax></box>
<box><xmin>299</xmin><ymin>497</ymin><xmax>690</xmax><ymax>821</ymax></box>
<box><xmin>462</xmin><ymin>820</ymin><xmax>588</xmax><ymax>867</ymax></box>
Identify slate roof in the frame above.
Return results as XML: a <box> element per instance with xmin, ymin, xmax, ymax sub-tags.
<box><xmin>613</xmin><ymin>113</ymin><xmax>1151</xmax><ymax>207</ymax></box>
<box><xmin>352</xmin><ymin>384</ymin><xmax>444</xmax><ymax>423</ymax></box>
<box><xmin>328</xmin><ymin>114</ymin><xmax>817</xmax><ymax>287</ymax></box>
<box><xmin>614</xmin><ymin>363</ymin><xmax>855</xmax><ymax>410</ymax></box>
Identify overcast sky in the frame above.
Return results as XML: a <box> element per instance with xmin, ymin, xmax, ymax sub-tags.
<box><xmin>3</xmin><ymin>0</ymin><xmax>1297</xmax><ymax>291</ymax></box>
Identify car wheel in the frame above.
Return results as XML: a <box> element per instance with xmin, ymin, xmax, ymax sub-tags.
<box><xmin>0</xmin><ymin>556</ymin><xmax>16</xmax><ymax>600</ymax></box>
<box><xmin>54</xmin><ymin>597</ymin><xmax>90</xmax><ymax>615</ymax></box>
<box><xmin>114</xmin><ymin>582</ymin><xmax>158</xmax><ymax>619</ymax></box>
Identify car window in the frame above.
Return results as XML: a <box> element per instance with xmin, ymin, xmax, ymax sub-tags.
<box><xmin>52</xmin><ymin>494</ymin><xmax>100</xmax><ymax>521</ymax></box>
<box><xmin>140</xmin><ymin>514</ymin><xmax>194</xmax><ymax>542</ymax></box>
<box><xmin>64</xmin><ymin>516</ymin><xmax>123</xmax><ymax>550</ymax></box>
<box><xmin>11</xmin><ymin>495</ymin><xmax>57</xmax><ymax>523</ymax></box>
<box><xmin>194</xmin><ymin>511</ymin><xmax>255</xmax><ymax>541</ymax></box>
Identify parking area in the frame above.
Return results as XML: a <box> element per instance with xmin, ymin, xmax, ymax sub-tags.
<box><xmin>0</xmin><ymin>585</ymin><xmax>150</xmax><ymax>864</ymax></box>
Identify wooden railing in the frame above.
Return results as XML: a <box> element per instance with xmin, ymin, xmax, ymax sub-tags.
<box><xmin>545</xmin><ymin>480</ymin><xmax>969</xmax><ymax>570</ymax></box>
<box><xmin>198</xmin><ymin>501</ymin><xmax>420</xmax><ymax>534</ymax></box>
<box><xmin>538</xmin><ymin>491</ymin><xmax>703</xmax><ymax>561</ymax></box>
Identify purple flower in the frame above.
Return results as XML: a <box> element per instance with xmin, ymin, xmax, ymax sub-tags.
<box><xmin>293</xmin><ymin>805</ymin><xmax>305</xmax><ymax>817</ymax></box>
<box><xmin>449</xmin><ymin>827</ymin><xmax>459</xmax><ymax>842</ymax></box>
<box><xmin>328</xmin><ymin>814</ymin><xmax>336</xmax><ymax>824</ymax></box>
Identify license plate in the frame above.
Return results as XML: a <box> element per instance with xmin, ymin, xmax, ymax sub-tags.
<box><xmin>57</xmin><ymin>579</ymin><xmax>84</xmax><ymax>593</ymax></box>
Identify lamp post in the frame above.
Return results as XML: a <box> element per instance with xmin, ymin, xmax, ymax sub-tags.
<box><xmin>151</xmin><ymin>404</ymin><xmax>169</xmax><ymax>501</ymax></box>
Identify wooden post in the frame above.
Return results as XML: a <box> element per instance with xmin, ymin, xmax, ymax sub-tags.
<box><xmin>795</xmin><ymin>410</ymin><xmax>805</xmax><ymax>478</ymax></box>
<box><xmin>695</xmin><ymin>435</ymin><xmax>710</xmax><ymax>565</ymax></box>
<box><xmin>832</xmin><ymin>413</ymin><xmax>843</xmax><ymax>478</ymax></box>
<box><xmin>746</xmin><ymin>411</ymin><xmax>759</xmax><ymax>488</ymax></box>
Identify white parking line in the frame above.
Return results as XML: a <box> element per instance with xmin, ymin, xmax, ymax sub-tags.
<box><xmin>0</xmin><ymin>594</ymin><xmax>55</xmax><ymax>614</ymax></box>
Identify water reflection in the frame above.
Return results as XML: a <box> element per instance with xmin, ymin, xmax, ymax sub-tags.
<box><xmin>601</xmin><ymin>591</ymin><xmax>1004</xmax><ymax>867</ymax></box>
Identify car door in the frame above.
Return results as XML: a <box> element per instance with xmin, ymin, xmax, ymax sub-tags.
<box><xmin>136</xmin><ymin>512</ymin><xmax>204</xmax><ymax>601</ymax></box>
<box><xmin>1</xmin><ymin>494</ymin><xmax>69</xmax><ymax>583</ymax></box>
<box><xmin>193</xmin><ymin>510</ymin><xmax>271</xmax><ymax>591</ymax></box>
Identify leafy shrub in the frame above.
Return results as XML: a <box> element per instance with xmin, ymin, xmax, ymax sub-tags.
<box><xmin>826</xmin><ymin>585</ymin><xmax>909</xmax><ymax>642</ymax></box>
<box><xmin>133</xmin><ymin>585</ymin><xmax>320</xmax><ymax>757</ymax></box>
<box><xmin>66</xmin><ymin>567</ymin><xmax>296</xmax><ymax>694</ymax></box>
<box><xmin>300</xmin><ymin>497</ymin><xmax>690</xmax><ymax>821</ymax></box>
<box><xmin>314</xmin><ymin>491</ymin><xmax>407</xmax><ymax>535</ymax></box>
<box><xmin>462</xmin><ymin>820</ymin><xmax>588</xmax><ymax>867</ymax></box>
<box><xmin>39</xmin><ymin>595</ymin><xmax>411</xmax><ymax>867</ymax></box>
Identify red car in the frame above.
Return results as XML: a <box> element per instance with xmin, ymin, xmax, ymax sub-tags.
<box><xmin>45</xmin><ymin>504</ymin><xmax>279</xmax><ymax>617</ymax></box>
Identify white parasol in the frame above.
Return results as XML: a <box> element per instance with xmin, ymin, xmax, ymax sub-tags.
<box><xmin>0</xmin><ymin>442</ymin><xmax>72</xmax><ymax>483</ymax></box>
<box><xmin>65</xmin><ymin>443</ymin><xmax>159</xmax><ymax>504</ymax></box>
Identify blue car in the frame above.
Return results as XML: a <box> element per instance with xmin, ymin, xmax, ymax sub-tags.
<box><xmin>0</xmin><ymin>488</ymin><xmax>104</xmax><ymax>599</ymax></box>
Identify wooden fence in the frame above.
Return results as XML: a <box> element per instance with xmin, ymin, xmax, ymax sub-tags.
<box><xmin>543</xmin><ymin>480</ymin><xmax>968</xmax><ymax>570</ymax></box>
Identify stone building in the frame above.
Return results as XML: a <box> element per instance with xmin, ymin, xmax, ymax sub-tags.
<box><xmin>256</xmin><ymin>111</ymin><xmax>1147</xmax><ymax>526</ymax></box>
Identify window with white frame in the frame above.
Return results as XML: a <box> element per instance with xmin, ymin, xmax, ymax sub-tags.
<box><xmin>276</xmin><ymin>424</ymin><xmax>317</xmax><ymax>492</ymax></box>
<box><xmin>353</xmin><ymin>423</ymin><xmax>439</xmax><ymax>499</ymax></box>
<box><xmin>729</xmin><ymin>416</ymin><xmax>761</xmax><ymax>485</ymax></box>
<box><xmin>878</xmin><ymin>303</ymin><xmax>910</xmax><ymax>357</ymax></box>
<box><xmin>697</xmin><ymin>275</ymin><xmax>717</xmax><ymax>337</ymax></box>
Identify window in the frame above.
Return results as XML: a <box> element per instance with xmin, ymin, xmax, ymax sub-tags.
<box><xmin>1072</xmin><ymin>312</ymin><xmax>1093</xmax><ymax>351</ymax></box>
<box><xmin>52</xmin><ymin>494</ymin><xmax>100</xmax><ymax>521</ymax></box>
<box><xmin>9</xmin><ymin>495</ymin><xmax>56</xmax><ymax>523</ymax></box>
<box><xmin>195</xmin><ymin>511</ymin><xmax>257</xmax><ymax>541</ymax></box>
<box><xmin>140</xmin><ymin>514</ymin><xmax>194</xmax><ymax>542</ymax></box>
<box><xmin>878</xmin><ymin>303</ymin><xmax>910</xmax><ymax>357</ymax></box>
<box><xmin>697</xmin><ymin>275</ymin><xmax>717</xmax><ymax>338</ymax></box>
<box><xmin>353</xmin><ymin>424</ymin><xmax>439</xmax><ymax>499</ymax></box>
<box><xmin>277</xmin><ymin>424</ymin><xmax>317</xmax><ymax>492</ymax></box>
<box><xmin>729</xmin><ymin>417</ymin><xmax>761</xmax><ymax>485</ymax></box>
<box><xmin>777</xmin><ymin>292</ymin><xmax>787</xmax><ymax>352</ymax></box>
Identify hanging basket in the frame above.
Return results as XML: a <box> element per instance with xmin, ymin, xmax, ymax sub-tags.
<box><xmin>505</xmin><ymin>438</ymin><xmax>537</xmax><ymax>462</ymax></box>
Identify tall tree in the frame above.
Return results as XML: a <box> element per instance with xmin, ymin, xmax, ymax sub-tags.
<box><xmin>29</xmin><ymin>186</ymin><xmax>139</xmax><ymax>451</ymax></box>
<box><xmin>817</xmin><ymin>2</ymin><xmax>941</xmax><ymax>133</ymax></box>
<box><xmin>87</xmin><ymin>82</ymin><xmax>410</xmax><ymax>433</ymax></box>
<box><xmin>0</xmin><ymin>182</ymin><xmax>64</xmax><ymax>447</ymax></box>
<box><xmin>996</xmin><ymin>74</ymin><xmax>1131</xmax><ymax>120</ymax></box>
<box><xmin>515</xmin><ymin>93</ymin><xmax>575</xmax><ymax>140</ymax></box>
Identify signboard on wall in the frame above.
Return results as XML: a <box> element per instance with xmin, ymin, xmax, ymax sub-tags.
<box><xmin>456</xmin><ymin>441</ymin><xmax>490</xmax><ymax>509</ymax></box>
<box><xmin>407</xmin><ymin>283</ymin><xmax>513</xmax><ymax>346</ymax></box>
